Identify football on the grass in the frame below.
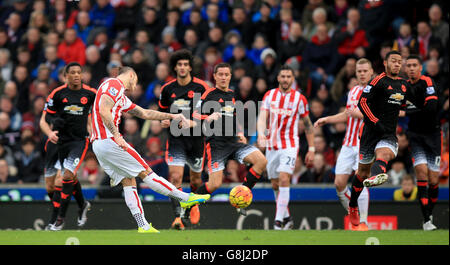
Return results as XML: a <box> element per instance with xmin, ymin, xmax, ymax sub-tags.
<box><xmin>229</xmin><ymin>185</ymin><xmax>253</xmax><ymax>208</ymax></box>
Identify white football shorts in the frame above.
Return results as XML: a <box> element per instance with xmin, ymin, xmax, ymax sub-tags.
<box><xmin>335</xmin><ymin>145</ymin><xmax>359</xmax><ymax>175</ymax></box>
<box><xmin>266</xmin><ymin>148</ymin><xmax>298</xmax><ymax>179</ymax></box>
<box><xmin>92</xmin><ymin>138</ymin><xmax>150</xmax><ymax>186</ymax></box>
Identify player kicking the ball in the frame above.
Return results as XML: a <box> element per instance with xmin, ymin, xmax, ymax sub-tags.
<box><xmin>193</xmin><ymin>63</ymin><xmax>267</xmax><ymax>216</ymax></box>
<box><xmin>314</xmin><ymin>58</ymin><xmax>373</xmax><ymax>231</ymax></box>
<box><xmin>257</xmin><ymin>65</ymin><xmax>314</xmax><ymax>230</ymax></box>
<box><xmin>91</xmin><ymin>66</ymin><xmax>210</xmax><ymax>233</ymax></box>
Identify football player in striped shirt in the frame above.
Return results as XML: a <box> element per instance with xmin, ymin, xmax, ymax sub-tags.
<box><xmin>314</xmin><ymin>58</ymin><xmax>373</xmax><ymax>231</ymax></box>
<box><xmin>257</xmin><ymin>65</ymin><xmax>315</xmax><ymax>230</ymax></box>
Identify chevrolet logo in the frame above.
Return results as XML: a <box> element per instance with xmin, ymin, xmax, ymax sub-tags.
<box><xmin>173</xmin><ymin>99</ymin><xmax>190</xmax><ymax>106</ymax></box>
<box><xmin>64</xmin><ymin>105</ymin><xmax>83</xmax><ymax>112</ymax></box>
<box><xmin>221</xmin><ymin>105</ymin><xmax>235</xmax><ymax>112</ymax></box>
<box><xmin>389</xmin><ymin>93</ymin><xmax>404</xmax><ymax>101</ymax></box>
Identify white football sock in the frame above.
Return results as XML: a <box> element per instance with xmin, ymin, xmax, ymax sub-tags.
<box><xmin>123</xmin><ymin>186</ymin><xmax>150</xmax><ymax>230</ymax></box>
<box><xmin>337</xmin><ymin>186</ymin><xmax>351</xmax><ymax>211</ymax></box>
<box><xmin>142</xmin><ymin>171</ymin><xmax>189</xmax><ymax>202</ymax></box>
<box><xmin>358</xmin><ymin>187</ymin><xmax>369</xmax><ymax>224</ymax></box>
<box><xmin>275</xmin><ymin>187</ymin><xmax>290</xmax><ymax>222</ymax></box>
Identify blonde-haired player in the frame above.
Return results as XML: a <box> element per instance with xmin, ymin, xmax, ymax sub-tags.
<box><xmin>91</xmin><ymin>67</ymin><xmax>210</xmax><ymax>233</ymax></box>
<box><xmin>314</xmin><ymin>58</ymin><xmax>374</xmax><ymax>231</ymax></box>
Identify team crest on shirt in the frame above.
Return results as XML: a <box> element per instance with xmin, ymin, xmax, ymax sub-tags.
<box><xmin>426</xmin><ymin>86</ymin><xmax>435</xmax><ymax>95</ymax></box>
<box><xmin>80</xmin><ymin>97</ymin><xmax>88</xmax><ymax>104</ymax></box>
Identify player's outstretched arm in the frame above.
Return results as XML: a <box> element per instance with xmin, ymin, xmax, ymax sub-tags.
<box><xmin>127</xmin><ymin>105</ymin><xmax>191</xmax><ymax>128</ymax></box>
<box><xmin>314</xmin><ymin>111</ymin><xmax>347</xmax><ymax>127</ymax></box>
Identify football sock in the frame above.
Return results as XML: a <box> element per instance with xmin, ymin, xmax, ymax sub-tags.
<box><xmin>358</xmin><ymin>187</ymin><xmax>369</xmax><ymax>224</ymax></box>
<box><xmin>336</xmin><ymin>186</ymin><xmax>350</xmax><ymax>211</ymax></box>
<box><xmin>142</xmin><ymin>171</ymin><xmax>189</xmax><ymax>202</ymax></box>
<box><xmin>242</xmin><ymin>168</ymin><xmax>261</xmax><ymax>189</ymax></box>
<box><xmin>275</xmin><ymin>187</ymin><xmax>290</xmax><ymax>222</ymax></box>
<box><xmin>49</xmin><ymin>186</ymin><xmax>61</xmax><ymax>224</ymax></box>
<box><xmin>72</xmin><ymin>179</ymin><xmax>85</xmax><ymax>209</ymax></box>
<box><xmin>123</xmin><ymin>186</ymin><xmax>150</xmax><ymax>230</ymax></box>
<box><xmin>349</xmin><ymin>174</ymin><xmax>364</xmax><ymax>208</ymax></box>
<box><xmin>370</xmin><ymin>158</ymin><xmax>387</xmax><ymax>177</ymax></box>
<box><xmin>195</xmin><ymin>183</ymin><xmax>211</xmax><ymax>194</ymax></box>
<box><xmin>428</xmin><ymin>183</ymin><xmax>439</xmax><ymax>217</ymax></box>
<box><xmin>170</xmin><ymin>187</ymin><xmax>183</xmax><ymax>218</ymax></box>
<box><xmin>58</xmin><ymin>179</ymin><xmax>74</xmax><ymax>218</ymax></box>
<box><xmin>417</xmin><ymin>180</ymin><xmax>430</xmax><ymax>222</ymax></box>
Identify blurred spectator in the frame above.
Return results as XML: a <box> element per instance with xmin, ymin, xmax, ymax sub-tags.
<box><xmin>79</xmin><ymin>151</ymin><xmax>103</xmax><ymax>185</ymax></box>
<box><xmin>252</xmin><ymin>2</ymin><xmax>278</xmax><ymax>49</ymax></box>
<box><xmin>73</xmin><ymin>10</ymin><xmax>94</xmax><ymax>45</ymax></box>
<box><xmin>227</xmin><ymin>6</ymin><xmax>253</xmax><ymax>47</ymax></box>
<box><xmin>15</xmin><ymin>45</ymin><xmax>34</xmax><ymax>73</ymax></box>
<box><xmin>32</xmin><ymin>45</ymin><xmax>65</xmax><ymax>81</ymax></box>
<box><xmin>85</xmin><ymin>45</ymin><xmax>107</xmax><ymax>89</ymax></box>
<box><xmin>255</xmin><ymin>47</ymin><xmax>280</xmax><ymax>90</ymax></box>
<box><xmin>4</xmin><ymin>12</ymin><xmax>25</xmax><ymax>52</ymax></box>
<box><xmin>424</xmin><ymin>58</ymin><xmax>448</xmax><ymax>95</ymax></box>
<box><xmin>222</xmin><ymin>30</ymin><xmax>241</xmax><ymax>62</ymax></box>
<box><xmin>428</xmin><ymin>4</ymin><xmax>448</xmax><ymax>47</ymax></box>
<box><xmin>89</xmin><ymin>0</ymin><xmax>116</xmax><ymax>38</ymax></box>
<box><xmin>372</xmin><ymin>41</ymin><xmax>392</xmax><ymax>74</ymax></box>
<box><xmin>123</xmin><ymin>117</ymin><xmax>146</xmax><ymax>155</ymax></box>
<box><xmin>313</xmin><ymin>134</ymin><xmax>336</xmax><ymax>168</ymax></box>
<box><xmin>302</xmin><ymin>23</ymin><xmax>339</xmax><ymax>93</ymax></box>
<box><xmin>333</xmin><ymin>8</ymin><xmax>368</xmax><ymax>61</ymax></box>
<box><xmin>303</xmin><ymin>7</ymin><xmax>335</xmax><ymax>41</ymax></box>
<box><xmin>182</xmin><ymin>28</ymin><xmax>202</xmax><ymax>57</ymax></box>
<box><xmin>393</xmin><ymin>174</ymin><xmax>417</xmax><ymax>201</ymax></box>
<box><xmin>48</xmin><ymin>0</ymin><xmax>70</xmax><ymax>24</ymax></box>
<box><xmin>329</xmin><ymin>0</ymin><xmax>349</xmax><ymax>25</ymax></box>
<box><xmin>187</xmin><ymin>8</ymin><xmax>209</xmax><ymax>42</ymax></box>
<box><xmin>143</xmin><ymin>137</ymin><xmax>168</xmax><ymax>178</ymax></box>
<box><xmin>278</xmin><ymin>21</ymin><xmax>307</xmax><ymax>65</ymax></box>
<box><xmin>0</xmin><ymin>143</ymin><xmax>16</xmax><ymax>173</ymax></box>
<box><xmin>416</xmin><ymin>21</ymin><xmax>442</xmax><ymax>61</ymax></box>
<box><xmin>128</xmin><ymin>48</ymin><xmax>154</xmax><ymax>88</ymax></box>
<box><xmin>129</xmin><ymin>29</ymin><xmax>157</xmax><ymax>66</ymax></box>
<box><xmin>358</xmin><ymin>0</ymin><xmax>392</xmax><ymax>58</ymax></box>
<box><xmin>229</xmin><ymin>43</ymin><xmax>254</xmax><ymax>75</ymax></box>
<box><xmin>202</xmin><ymin>47</ymin><xmax>222</xmax><ymax>84</ymax></box>
<box><xmin>57</xmin><ymin>28</ymin><xmax>86</xmax><ymax>65</ymax></box>
<box><xmin>160</xmin><ymin>26</ymin><xmax>182</xmax><ymax>53</ymax></box>
<box><xmin>113</xmin><ymin>0</ymin><xmax>141</xmax><ymax>37</ymax></box>
<box><xmin>392</xmin><ymin>22</ymin><xmax>418</xmax><ymax>54</ymax></box>
<box><xmin>388</xmin><ymin>161</ymin><xmax>407</xmax><ymax>185</ymax></box>
<box><xmin>145</xmin><ymin>62</ymin><xmax>173</xmax><ymax>106</ymax></box>
<box><xmin>330</xmin><ymin>57</ymin><xmax>356</xmax><ymax>104</ymax></box>
<box><xmin>0</xmin><ymin>96</ymin><xmax>21</xmax><ymax>131</ymax></box>
<box><xmin>90</xmin><ymin>30</ymin><xmax>111</xmax><ymax>64</ymax></box>
<box><xmin>67</xmin><ymin>0</ymin><xmax>92</xmax><ymax>29</ymax></box>
<box><xmin>138</xmin><ymin>7</ymin><xmax>163</xmax><ymax>45</ymax></box>
<box><xmin>224</xmin><ymin>159</ymin><xmax>247</xmax><ymax>183</ymax></box>
<box><xmin>247</xmin><ymin>33</ymin><xmax>268</xmax><ymax>66</ymax></box>
<box><xmin>28</xmin><ymin>10</ymin><xmax>51</xmax><ymax>34</ymax></box>
<box><xmin>205</xmin><ymin>2</ymin><xmax>226</xmax><ymax>32</ymax></box>
<box><xmin>278</xmin><ymin>8</ymin><xmax>293</xmax><ymax>43</ymax></box>
<box><xmin>197</xmin><ymin>26</ymin><xmax>225</xmax><ymax>57</ymax></box>
<box><xmin>301</xmin><ymin>153</ymin><xmax>334</xmax><ymax>183</ymax></box>
<box><xmin>0</xmin><ymin>48</ymin><xmax>13</xmax><ymax>82</ymax></box>
<box><xmin>301</xmin><ymin>0</ymin><xmax>331</xmax><ymax>35</ymax></box>
<box><xmin>0</xmin><ymin>158</ymin><xmax>17</xmax><ymax>184</ymax></box>
<box><xmin>14</xmin><ymin>137</ymin><xmax>43</xmax><ymax>183</ymax></box>
<box><xmin>21</xmin><ymin>96</ymin><xmax>45</xmax><ymax>139</ymax></box>
<box><xmin>0</xmin><ymin>28</ymin><xmax>12</xmax><ymax>57</ymax></box>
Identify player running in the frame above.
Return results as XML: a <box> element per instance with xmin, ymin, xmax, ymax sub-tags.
<box><xmin>158</xmin><ymin>50</ymin><xmax>209</xmax><ymax>230</ymax></box>
<box><xmin>193</xmin><ymin>63</ymin><xmax>267</xmax><ymax>216</ymax></box>
<box><xmin>257</xmin><ymin>65</ymin><xmax>314</xmax><ymax>230</ymax></box>
<box><xmin>404</xmin><ymin>54</ymin><xmax>441</xmax><ymax>230</ymax></box>
<box><xmin>43</xmin><ymin>62</ymin><xmax>96</xmax><ymax>231</ymax></box>
<box><xmin>314</xmin><ymin>58</ymin><xmax>373</xmax><ymax>231</ymax></box>
<box><xmin>348</xmin><ymin>51</ymin><xmax>409</xmax><ymax>227</ymax></box>
<box><xmin>91</xmin><ymin>66</ymin><xmax>210</xmax><ymax>233</ymax></box>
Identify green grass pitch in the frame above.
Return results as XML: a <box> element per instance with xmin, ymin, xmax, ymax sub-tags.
<box><xmin>0</xmin><ymin>229</ymin><xmax>448</xmax><ymax>245</ymax></box>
